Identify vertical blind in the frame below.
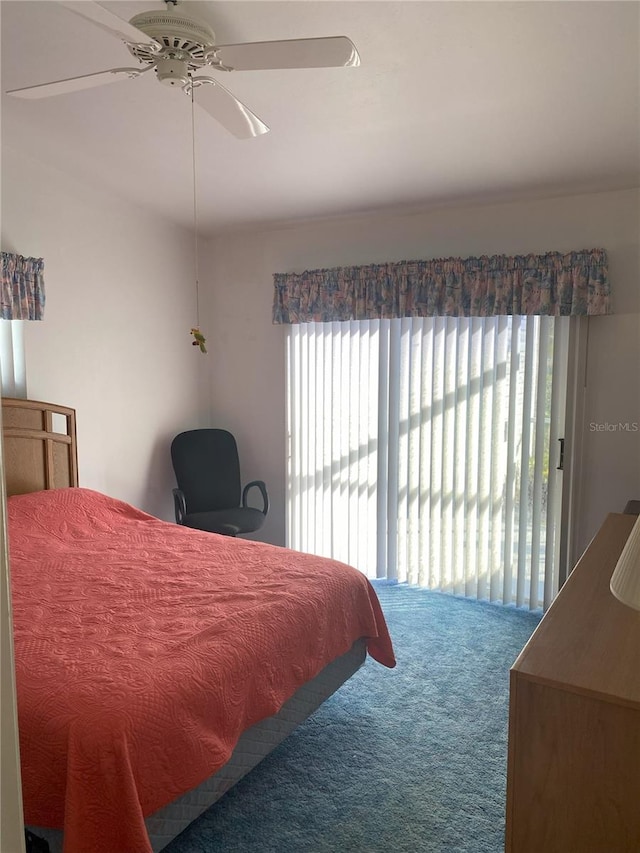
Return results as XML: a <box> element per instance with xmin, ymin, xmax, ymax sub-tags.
<box><xmin>287</xmin><ymin>316</ymin><xmax>569</xmax><ymax>611</ymax></box>
<box><xmin>0</xmin><ymin>321</ymin><xmax>26</xmax><ymax>397</ymax></box>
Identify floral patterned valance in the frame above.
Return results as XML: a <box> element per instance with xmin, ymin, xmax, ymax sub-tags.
<box><xmin>273</xmin><ymin>248</ymin><xmax>610</xmax><ymax>324</ymax></box>
<box><xmin>1</xmin><ymin>252</ymin><xmax>45</xmax><ymax>320</ymax></box>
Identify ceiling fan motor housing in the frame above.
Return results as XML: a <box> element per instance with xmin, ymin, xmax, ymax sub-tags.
<box><xmin>127</xmin><ymin>9</ymin><xmax>216</xmax><ymax>68</ymax></box>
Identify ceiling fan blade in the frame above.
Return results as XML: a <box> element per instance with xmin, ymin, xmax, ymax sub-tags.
<box><xmin>58</xmin><ymin>1</ymin><xmax>157</xmax><ymax>46</ymax></box>
<box><xmin>214</xmin><ymin>36</ymin><xmax>360</xmax><ymax>71</ymax></box>
<box><xmin>6</xmin><ymin>67</ymin><xmax>145</xmax><ymax>100</ymax></box>
<box><xmin>192</xmin><ymin>77</ymin><xmax>269</xmax><ymax>138</ymax></box>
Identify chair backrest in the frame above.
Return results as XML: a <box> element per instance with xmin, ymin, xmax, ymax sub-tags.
<box><xmin>171</xmin><ymin>429</ymin><xmax>241</xmax><ymax>513</ymax></box>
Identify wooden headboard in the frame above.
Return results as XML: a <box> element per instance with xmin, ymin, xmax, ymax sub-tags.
<box><xmin>2</xmin><ymin>398</ymin><xmax>78</xmax><ymax>496</ymax></box>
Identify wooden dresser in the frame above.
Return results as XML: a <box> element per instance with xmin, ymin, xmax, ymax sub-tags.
<box><xmin>505</xmin><ymin>513</ymin><xmax>640</xmax><ymax>853</ymax></box>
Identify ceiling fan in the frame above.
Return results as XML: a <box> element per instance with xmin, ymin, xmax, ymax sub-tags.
<box><xmin>5</xmin><ymin>0</ymin><xmax>361</xmax><ymax>138</ymax></box>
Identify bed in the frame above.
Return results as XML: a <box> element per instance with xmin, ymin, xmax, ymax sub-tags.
<box><xmin>4</xmin><ymin>397</ymin><xmax>395</xmax><ymax>853</ymax></box>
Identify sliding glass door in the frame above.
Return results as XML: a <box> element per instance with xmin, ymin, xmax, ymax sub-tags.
<box><xmin>287</xmin><ymin>315</ymin><xmax>569</xmax><ymax>610</ymax></box>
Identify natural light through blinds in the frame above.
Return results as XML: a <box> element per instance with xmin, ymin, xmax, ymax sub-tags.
<box><xmin>287</xmin><ymin>316</ymin><xmax>569</xmax><ymax>611</ymax></box>
<box><xmin>0</xmin><ymin>320</ymin><xmax>26</xmax><ymax>397</ymax></box>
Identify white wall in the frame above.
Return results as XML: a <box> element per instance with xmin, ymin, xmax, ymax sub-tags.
<box><xmin>1</xmin><ymin>146</ymin><xmax>208</xmax><ymax>520</ymax></box>
<box><xmin>204</xmin><ymin>188</ymin><xmax>640</xmax><ymax>556</ymax></box>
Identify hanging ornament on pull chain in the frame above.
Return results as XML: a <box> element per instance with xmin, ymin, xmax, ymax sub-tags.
<box><xmin>189</xmin><ymin>87</ymin><xmax>207</xmax><ymax>354</ymax></box>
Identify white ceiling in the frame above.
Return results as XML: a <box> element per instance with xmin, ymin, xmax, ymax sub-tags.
<box><xmin>2</xmin><ymin>1</ymin><xmax>639</xmax><ymax>235</ymax></box>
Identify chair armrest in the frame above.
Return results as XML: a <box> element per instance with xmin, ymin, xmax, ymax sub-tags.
<box><xmin>242</xmin><ymin>480</ymin><xmax>269</xmax><ymax>516</ymax></box>
<box><xmin>172</xmin><ymin>488</ymin><xmax>187</xmax><ymax>524</ymax></box>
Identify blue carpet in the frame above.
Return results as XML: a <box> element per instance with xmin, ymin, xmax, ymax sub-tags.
<box><xmin>165</xmin><ymin>583</ymin><xmax>540</xmax><ymax>853</ymax></box>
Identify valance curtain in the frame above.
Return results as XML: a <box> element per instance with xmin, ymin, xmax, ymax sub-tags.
<box><xmin>273</xmin><ymin>248</ymin><xmax>609</xmax><ymax>324</ymax></box>
<box><xmin>1</xmin><ymin>252</ymin><xmax>45</xmax><ymax>320</ymax></box>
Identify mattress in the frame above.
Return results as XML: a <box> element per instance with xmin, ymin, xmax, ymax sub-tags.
<box><xmin>28</xmin><ymin>638</ymin><xmax>367</xmax><ymax>853</ymax></box>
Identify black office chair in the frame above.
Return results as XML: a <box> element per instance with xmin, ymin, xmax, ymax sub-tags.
<box><xmin>171</xmin><ymin>429</ymin><xmax>269</xmax><ymax>537</ymax></box>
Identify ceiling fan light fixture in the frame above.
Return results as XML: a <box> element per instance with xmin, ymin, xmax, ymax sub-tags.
<box><xmin>156</xmin><ymin>58</ymin><xmax>190</xmax><ymax>87</ymax></box>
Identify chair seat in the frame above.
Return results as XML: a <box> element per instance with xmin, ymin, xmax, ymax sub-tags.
<box><xmin>183</xmin><ymin>507</ymin><xmax>266</xmax><ymax>537</ymax></box>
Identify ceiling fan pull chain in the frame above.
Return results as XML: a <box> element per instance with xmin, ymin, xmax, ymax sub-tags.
<box><xmin>189</xmin><ymin>89</ymin><xmax>206</xmax><ymax>354</ymax></box>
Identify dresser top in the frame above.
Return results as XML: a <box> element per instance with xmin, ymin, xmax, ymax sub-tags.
<box><xmin>513</xmin><ymin>513</ymin><xmax>640</xmax><ymax>708</ymax></box>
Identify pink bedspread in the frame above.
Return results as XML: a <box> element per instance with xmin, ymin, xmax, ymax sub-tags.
<box><xmin>9</xmin><ymin>488</ymin><xmax>395</xmax><ymax>853</ymax></box>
